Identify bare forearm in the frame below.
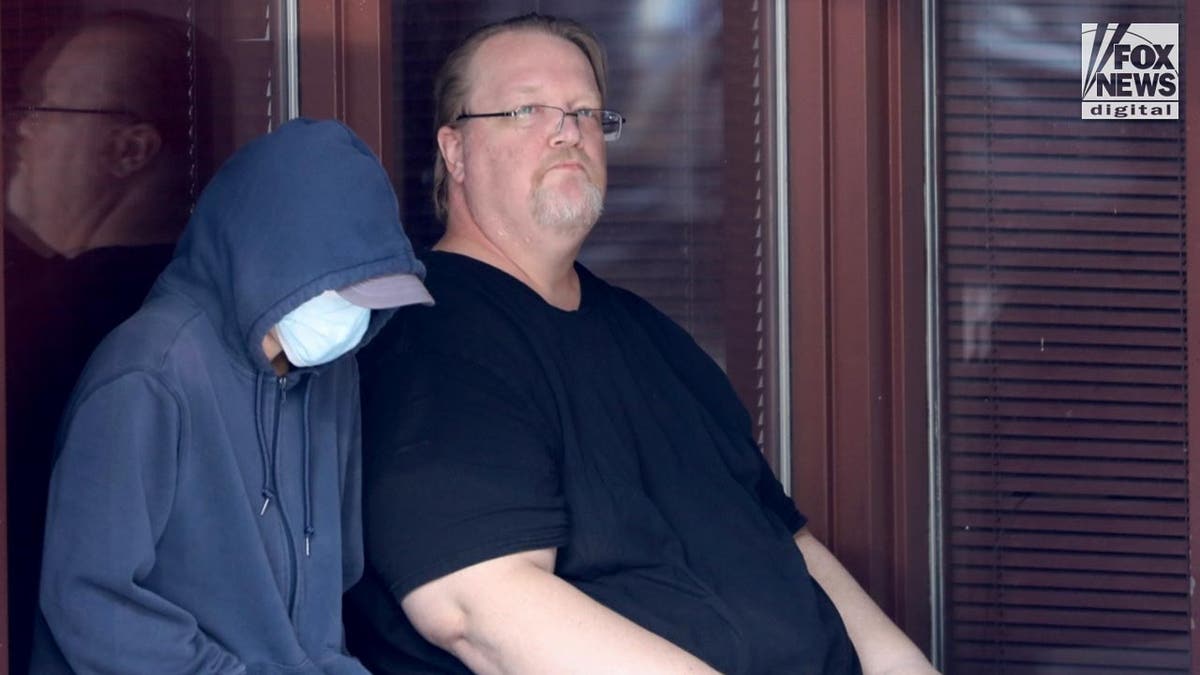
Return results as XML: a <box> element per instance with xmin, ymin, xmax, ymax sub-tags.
<box><xmin>795</xmin><ymin>529</ymin><xmax>938</xmax><ymax>675</ymax></box>
<box><xmin>403</xmin><ymin>551</ymin><xmax>719</xmax><ymax>675</ymax></box>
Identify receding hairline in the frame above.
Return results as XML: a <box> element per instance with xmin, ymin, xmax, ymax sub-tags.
<box><xmin>45</xmin><ymin>16</ymin><xmax>187</xmax><ymax>110</ymax></box>
<box><xmin>455</xmin><ymin>25</ymin><xmax>606</xmax><ymax>112</ymax></box>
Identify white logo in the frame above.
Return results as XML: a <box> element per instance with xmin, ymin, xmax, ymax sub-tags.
<box><xmin>1081</xmin><ymin>23</ymin><xmax>1179</xmax><ymax>120</ymax></box>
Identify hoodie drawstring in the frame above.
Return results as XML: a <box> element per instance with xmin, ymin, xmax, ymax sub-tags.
<box><xmin>301</xmin><ymin>382</ymin><xmax>314</xmax><ymax>557</ymax></box>
<box><xmin>257</xmin><ymin>372</ymin><xmax>315</xmax><ymax>559</ymax></box>
<box><xmin>261</xmin><ymin>376</ymin><xmax>285</xmax><ymax>515</ymax></box>
<box><xmin>254</xmin><ymin>376</ymin><xmax>274</xmax><ymax>515</ymax></box>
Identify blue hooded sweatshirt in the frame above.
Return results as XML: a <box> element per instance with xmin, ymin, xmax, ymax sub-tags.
<box><xmin>34</xmin><ymin>119</ymin><xmax>427</xmax><ymax>674</ymax></box>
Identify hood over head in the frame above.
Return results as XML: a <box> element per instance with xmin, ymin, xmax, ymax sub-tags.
<box><xmin>157</xmin><ymin>118</ymin><xmax>428</xmax><ymax>371</ymax></box>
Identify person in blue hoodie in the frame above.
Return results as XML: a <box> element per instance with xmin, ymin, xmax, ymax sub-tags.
<box><xmin>33</xmin><ymin>117</ymin><xmax>432</xmax><ymax>673</ymax></box>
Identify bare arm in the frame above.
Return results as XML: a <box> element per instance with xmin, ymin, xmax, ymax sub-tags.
<box><xmin>795</xmin><ymin>528</ymin><xmax>939</xmax><ymax>675</ymax></box>
<box><xmin>400</xmin><ymin>548</ymin><xmax>720</xmax><ymax>675</ymax></box>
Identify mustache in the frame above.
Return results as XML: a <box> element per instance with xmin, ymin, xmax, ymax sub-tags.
<box><xmin>538</xmin><ymin>151</ymin><xmax>594</xmax><ymax>176</ymax></box>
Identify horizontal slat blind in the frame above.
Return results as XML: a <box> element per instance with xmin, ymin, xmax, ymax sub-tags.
<box><xmin>193</xmin><ymin>1</ymin><xmax>277</xmax><ymax>169</ymax></box>
<box><xmin>939</xmin><ymin>1</ymin><xmax>1188</xmax><ymax>672</ymax></box>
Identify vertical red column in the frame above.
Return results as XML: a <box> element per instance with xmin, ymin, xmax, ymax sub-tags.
<box><xmin>298</xmin><ymin>0</ymin><xmax>393</xmax><ymax>169</ymax></box>
<box><xmin>786</xmin><ymin>0</ymin><xmax>931</xmax><ymax>653</ymax></box>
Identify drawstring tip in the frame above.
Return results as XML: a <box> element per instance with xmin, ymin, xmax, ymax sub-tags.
<box><xmin>259</xmin><ymin>497</ymin><xmax>271</xmax><ymax>516</ymax></box>
<box><xmin>305</xmin><ymin>536</ymin><xmax>311</xmax><ymax>557</ymax></box>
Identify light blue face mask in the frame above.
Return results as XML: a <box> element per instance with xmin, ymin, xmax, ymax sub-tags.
<box><xmin>274</xmin><ymin>289</ymin><xmax>370</xmax><ymax>367</ymax></box>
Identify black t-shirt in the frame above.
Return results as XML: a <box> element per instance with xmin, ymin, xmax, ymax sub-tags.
<box><xmin>346</xmin><ymin>251</ymin><xmax>861</xmax><ymax>674</ymax></box>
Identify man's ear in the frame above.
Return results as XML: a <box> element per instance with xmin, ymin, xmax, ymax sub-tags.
<box><xmin>437</xmin><ymin>125</ymin><xmax>465</xmax><ymax>182</ymax></box>
<box><xmin>105</xmin><ymin>122</ymin><xmax>163</xmax><ymax>178</ymax></box>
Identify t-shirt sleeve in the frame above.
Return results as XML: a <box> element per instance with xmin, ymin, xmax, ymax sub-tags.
<box><xmin>359</xmin><ymin>344</ymin><xmax>569</xmax><ymax>600</ymax></box>
<box><xmin>751</xmin><ymin>451</ymin><xmax>806</xmax><ymax>533</ymax></box>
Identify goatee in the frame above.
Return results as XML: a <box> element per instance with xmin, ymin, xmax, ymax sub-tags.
<box><xmin>531</xmin><ymin>181</ymin><xmax>604</xmax><ymax>235</ymax></box>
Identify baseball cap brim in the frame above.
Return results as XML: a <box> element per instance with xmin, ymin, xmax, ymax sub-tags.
<box><xmin>337</xmin><ymin>273</ymin><xmax>434</xmax><ymax>309</ymax></box>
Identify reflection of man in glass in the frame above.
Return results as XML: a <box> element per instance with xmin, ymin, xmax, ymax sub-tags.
<box><xmin>347</xmin><ymin>13</ymin><xmax>938</xmax><ymax>675</ymax></box>
<box><xmin>3</xmin><ymin>11</ymin><xmax>198</xmax><ymax>671</ymax></box>
<box><xmin>7</xmin><ymin>12</ymin><xmax>191</xmax><ymax>257</ymax></box>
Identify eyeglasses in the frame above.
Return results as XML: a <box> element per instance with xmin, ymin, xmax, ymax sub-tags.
<box><xmin>455</xmin><ymin>104</ymin><xmax>626</xmax><ymax>142</ymax></box>
<box><xmin>7</xmin><ymin>105</ymin><xmax>140</xmax><ymax>122</ymax></box>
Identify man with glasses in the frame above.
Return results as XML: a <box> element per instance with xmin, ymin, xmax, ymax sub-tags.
<box><xmin>348</xmin><ymin>13</ymin><xmax>937</xmax><ymax>674</ymax></box>
<box><xmin>6</xmin><ymin>12</ymin><xmax>196</xmax><ymax>258</ymax></box>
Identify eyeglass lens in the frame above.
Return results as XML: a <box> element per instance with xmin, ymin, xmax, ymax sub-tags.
<box><xmin>522</xmin><ymin>105</ymin><xmax>622</xmax><ymax>140</ymax></box>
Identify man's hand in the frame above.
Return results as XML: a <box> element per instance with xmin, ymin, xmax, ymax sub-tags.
<box><xmin>400</xmin><ymin>548</ymin><xmax>720</xmax><ymax>675</ymax></box>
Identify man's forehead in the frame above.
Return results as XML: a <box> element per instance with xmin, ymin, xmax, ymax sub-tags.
<box><xmin>465</xmin><ymin>30</ymin><xmax>599</xmax><ymax>101</ymax></box>
<box><xmin>40</xmin><ymin>32</ymin><xmax>120</xmax><ymax>102</ymax></box>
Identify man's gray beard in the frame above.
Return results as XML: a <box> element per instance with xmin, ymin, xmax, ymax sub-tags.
<box><xmin>531</xmin><ymin>181</ymin><xmax>604</xmax><ymax>235</ymax></box>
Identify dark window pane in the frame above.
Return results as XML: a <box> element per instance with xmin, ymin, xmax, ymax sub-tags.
<box><xmin>936</xmin><ymin>2</ymin><xmax>1189</xmax><ymax>672</ymax></box>
<box><xmin>1</xmin><ymin>2</ymin><xmax>283</xmax><ymax>669</ymax></box>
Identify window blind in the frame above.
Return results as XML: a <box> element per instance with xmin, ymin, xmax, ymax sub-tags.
<box><xmin>939</xmin><ymin>1</ymin><xmax>1189</xmax><ymax>672</ymax></box>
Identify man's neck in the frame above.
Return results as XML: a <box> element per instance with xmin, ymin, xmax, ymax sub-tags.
<box><xmin>81</xmin><ymin>188</ymin><xmax>183</xmax><ymax>254</ymax></box>
<box><xmin>436</xmin><ymin>229</ymin><xmax>583</xmax><ymax>311</ymax></box>
<box><xmin>45</xmin><ymin>187</ymin><xmax>182</xmax><ymax>259</ymax></box>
